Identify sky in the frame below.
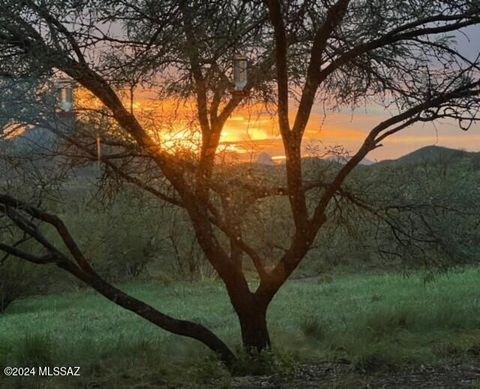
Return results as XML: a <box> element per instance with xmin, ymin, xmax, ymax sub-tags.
<box><xmin>226</xmin><ymin>25</ymin><xmax>480</xmax><ymax>162</ymax></box>
<box><xmin>73</xmin><ymin>25</ymin><xmax>480</xmax><ymax>163</ymax></box>
<box><xmin>231</xmin><ymin>26</ymin><xmax>480</xmax><ymax>161</ymax></box>
<box><xmin>116</xmin><ymin>96</ymin><xmax>480</xmax><ymax>162</ymax></box>
<box><xmin>97</xmin><ymin>86</ymin><xmax>480</xmax><ymax>163</ymax></box>
<box><xmin>215</xmin><ymin>105</ymin><xmax>480</xmax><ymax>162</ymax></box>
<box><xmin>168</xmin><ymin>25</ymin><xmax>480</xmax><ymax>162</ymax></box>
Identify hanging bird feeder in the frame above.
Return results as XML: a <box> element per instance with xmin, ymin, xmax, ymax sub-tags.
<box><xmin>56</xmin><ymin>79</ymin><xmax>74</xmax><ymax>113</ymax></box>
<box><xmin>233</xmin><ymin>54</ymin><xmax>248</xmax><ymax>95</ymax></box>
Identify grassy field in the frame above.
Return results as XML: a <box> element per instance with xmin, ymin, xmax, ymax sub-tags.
<box><xmin>2</xmin><ymin>268</ymin><xmax>480</xmax><ymax>387</ymax></box>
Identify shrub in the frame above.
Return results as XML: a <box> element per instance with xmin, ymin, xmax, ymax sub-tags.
<box><xmin>364</xmin><ymin>308</ymin><xmax>410</xmax><ymax>339</ymax></box>
<box><xmin>231</xmin><ymin>349</ymin><xmax>293</xmax><ymax>376</ymax></box>
<box><xmin>300</xmin><ymin>315</ymin><xmax>326</xmax><ymax>340</ymax></box>
<box><xmin>0</xmin><ymin>259</ymin><xmax>38</xmax><ymax>313</ymax></box>
<box><xmin>14</xmin><ymin>334</ymin><xmax>54</xmax><ymax>366</ymax></box>
<box><xmin>62</xmin><ymin>191</ymin><xmax>161</xmax><ymax>283</ymax></box>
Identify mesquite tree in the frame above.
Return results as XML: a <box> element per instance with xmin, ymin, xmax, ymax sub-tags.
<box><xmin>1</xmin><ymin>0</ymin><xmax>480</xmax><ymax>365</ymax></box>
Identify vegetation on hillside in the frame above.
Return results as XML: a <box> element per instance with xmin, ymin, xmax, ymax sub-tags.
<box><xmin>2</xmin><ymin>145</ymin><xmax>480</xmax><ymax>312</ymax></box>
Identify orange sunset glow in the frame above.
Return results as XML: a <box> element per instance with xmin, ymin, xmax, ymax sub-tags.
<box><xmin>74</xmin><ymin>87</ymin><xmax>480</xmax><ymax>163</ymax></box>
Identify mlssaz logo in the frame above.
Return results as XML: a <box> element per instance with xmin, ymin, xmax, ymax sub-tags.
<box><xmin>38</xmin><ymin>367</ymin><xmax>80</xmax><ymax>377</ymax></box>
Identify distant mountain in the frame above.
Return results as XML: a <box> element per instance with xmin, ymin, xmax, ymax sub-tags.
<box><xmin>360</xmin><ymin>158</ymin><xmax>375</xmax><ymax>166</ymax></box>
<box><xmin>10</xmin><ymin>126</ymin><xmax>56</xmax><ymax>150</ymax></box>
<box><xmin>266</xmin><ymin>146</ymin><xmax>477</xmax><ymax>169</ymax></box>
<box><xmin>376</xmin><ymin>146</ymin><xmax>477</xmax><ymax>168</ymax></box>
<box><xmin>256</xmin><ymin>152</ymin><xmax>275</xmax><ymax>166</ymax></box>
<box><xmin>325</xmin><ymin>155</ymin><xmax>375</xmax><ymax>165</ymax></box>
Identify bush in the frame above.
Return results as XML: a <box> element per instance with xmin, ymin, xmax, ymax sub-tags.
<box><xmin>64</xmin><ymin>190</ymin><xmax>216</xmax><ymax>283</ymax></box>
<box><xmin>230</xmin><ymin>349</ymin><xmax>296</xmax><ymax>377</ymax></box>
<box><xmin>0</xmin><ymin>259</ymin><xmax>38</xmax><ymax>313</ymax></box>
<box><xmin>61</xmin><ymin>191</ymin><xmax>162</xmax><ymax>283</ymax></box>
<box><xmin>300</xmin><ymin>315</ymin><xmax>326</xmax><ymax>340</ymax></box>
<box><xmin>14</xmin><ymin>334</ymin><xmax>54</xmax><ymax>366</ymax></box>
<box><xmin>364</xmin><ymin>308</ymin><xmax>410</xmax><ymax>339</ymax></box>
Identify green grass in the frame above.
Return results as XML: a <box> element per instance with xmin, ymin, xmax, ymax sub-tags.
<box><xmin>2</xmin><ymin>268</ymin><xmax>480</xmax><ymax>387</ymax></box>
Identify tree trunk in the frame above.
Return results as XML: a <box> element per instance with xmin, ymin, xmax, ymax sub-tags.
<box><xmin>237</xmin><ymin>304</ymin><xmax>271</xmax><ymax>352</ymax></box>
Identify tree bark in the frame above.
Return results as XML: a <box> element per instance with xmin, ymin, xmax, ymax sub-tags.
<box><xmin>237</xmin><ymin>301</ymin><xmax>271</xmax><ymax>352</ymax></box>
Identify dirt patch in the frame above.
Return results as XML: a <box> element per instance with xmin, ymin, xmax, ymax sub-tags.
<box><xmin>218</xmin><ymin>362</ymin><xmax>480</xmax><ymax>388</ymax></box>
